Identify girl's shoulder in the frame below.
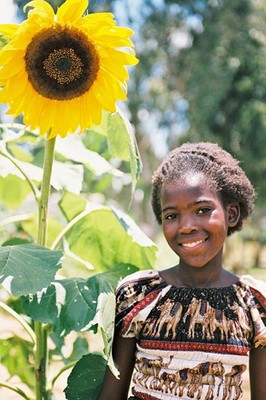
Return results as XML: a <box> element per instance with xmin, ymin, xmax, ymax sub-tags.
<box><xmin>116</xmin><ymin>269</ymin><xmax>161</xmax><ymax>292</ymax></box>
<box><xmin>240</xmin><ymin>274</ymin><xmax>266</xmax><ymax>301</ymax></box>
<box><xmin>240</xmin><ymin>275</ymin><xmax>266</xmax><ymax>298</ymax></box>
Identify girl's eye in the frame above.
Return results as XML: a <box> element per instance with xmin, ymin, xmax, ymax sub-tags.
<box><xmin>163</xmin><ymin>213</ymin><xmax>177</xmax><ymax>221</ymax></box>
<box><xmin>197</xmin><ymin>207</ymin><xmax>211</xmax><ymax>215</ymax></box>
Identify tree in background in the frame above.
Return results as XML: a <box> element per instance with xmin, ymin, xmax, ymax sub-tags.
<box><xmin>13</xmin><ymin>0</ymin><xmax>266</xmax><ymax>251</ymax></box>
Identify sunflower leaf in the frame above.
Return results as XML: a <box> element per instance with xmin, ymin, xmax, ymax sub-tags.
<box><xmin>0</xmin><ymin>175</ymin><xmax>32</xmax><ymax>209</ymax></box>
<box><xmin>58</xmin><ymin>193</ymin><xmax>157</xmax><ymax>272</ymax></box>
<box><xmin>106</xmin><ymin>110</ymin><xmax>142</xmax><ymax>194</ymax></box>
<box><xmin>0</xmin><ymin>336</ymin><xmax>35</xmax><ymax>390</ymax></box>
<box><xmin>64</xmin><ymin>353</ymin><xmax>107</xmax><ymax>400</ymax></box>
<box><xmin>55</xmin><ymin>136</ymin><xmax>122</xmax><ymax>177</ymax></box>
<box><xmin>51</xmin><ymin>161</ymin><xmax>84</xmax><ymax>194</ymax></box>
<box><xmin>22</xmin><ymin>264</ymin><xmax>137</xmax><ymax>336</ymax></box>
<box><xmin>0</xmin><ymin>244</ymin><xmax>62</xmax><ymax>296</ymax></box>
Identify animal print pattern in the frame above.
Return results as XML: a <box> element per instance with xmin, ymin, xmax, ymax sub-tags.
<box><xmin>115</xmin><ymin>270</ymin><xmax>266</xmax><ymax>400</ymax></box>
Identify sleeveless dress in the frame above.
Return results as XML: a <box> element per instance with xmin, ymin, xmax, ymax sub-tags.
<box><xmin>115</xmin><ymin>270</ymin><xmax>266</xmax><ymax>400</ymax></box>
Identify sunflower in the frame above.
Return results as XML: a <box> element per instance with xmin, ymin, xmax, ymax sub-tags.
<box><xmin>0</xmin><ymin>0</ymin><xmax>138</xmax><ymax>138</ymax></box>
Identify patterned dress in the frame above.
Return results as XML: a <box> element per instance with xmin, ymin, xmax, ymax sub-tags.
<box><xmin>115</xmin><ymin>270</ymin><xmax>266</xmax><ymax>400</ymax></box>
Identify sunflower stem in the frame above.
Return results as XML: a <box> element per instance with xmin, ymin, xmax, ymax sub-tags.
<box><xmin>35</xmin><ymin>136</ymin><xmax>56</xmax><ymax>400</ymax></box>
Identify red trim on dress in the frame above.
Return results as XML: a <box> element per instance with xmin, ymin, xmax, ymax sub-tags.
<box><xmin>121</xmin><ymin>290</ymin><xmax>161</xmax><ymax>335</ymax></box>
<box><xmin>132</xmin><ymin>387</ymin><xmax>160</xmax><ymax>400</ymax></box>
<box><xmin>139</xmin><ymin>340</ymin><xmax>249</xmax><ymax>355</ymax></box>
<box><xmin>250</xmin><ymin>287</ymin><xmax>266</xmax><ymax>309</ymax></box>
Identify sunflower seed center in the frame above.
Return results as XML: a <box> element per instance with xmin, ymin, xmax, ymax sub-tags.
<box><xmin>43</xmin><ymin>48</ymin><xmax>83</xmax><ymax>85</ymax></box>
<box><xmin>25</xmin><ymin>26</ymin><xmax>100</xmax><ymax>100</ymax></box>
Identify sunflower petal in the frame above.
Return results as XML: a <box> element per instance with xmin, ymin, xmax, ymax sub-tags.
<box><xmin>57</xmin><ymin>0</ymin><xmax>88</xmax><ymax>24</ymax></box>
<box><xmin>0</xmin><ymin>24</ymin><xmax>19</xmax><ymax>39</ymax></box>
<box><xmin>24</xmin><ymin>0</ymin><xmax>55</xmax><ymax>20</ymax></box>
<box><xmin>0</xmin><ymin>0</ymin><xmax>138</xmax><ymax>138</ymax></box>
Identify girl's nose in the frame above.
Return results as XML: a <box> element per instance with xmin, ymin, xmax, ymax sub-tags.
<box><xmin>178</xmin><ymin>215</ymin><xmax>198</xmax><ymax>234</ymax></box>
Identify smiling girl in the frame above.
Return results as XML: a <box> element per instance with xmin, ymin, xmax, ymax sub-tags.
<box><xmin>98</xmin><ymin>142</ymin><xmax>266</xmax><ymax>400</ymax></box>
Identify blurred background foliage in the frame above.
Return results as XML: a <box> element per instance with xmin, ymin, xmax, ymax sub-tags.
<box><xmin>7</xmin><ymin>0</ymin><xmax>266</xmax><ymax>272</ymax></box>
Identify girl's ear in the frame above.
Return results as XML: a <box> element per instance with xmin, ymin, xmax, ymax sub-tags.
<box><xmin>227</xmin><ymin>203</ymin><xmax>240</xmax><ymax>227</ymax></box>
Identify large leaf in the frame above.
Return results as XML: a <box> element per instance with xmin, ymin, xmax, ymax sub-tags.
<box><xmin>59</xmin><ymin>191</ymin><xmax>87</xmax><ymax>222</ymax></box>
<box><xmin>0</xmin><ymin>336</ymin><xmax>35</xmax><ymax>390</ymax></box>
<box><xmin>0</xmin><ymin>244</ymin><xmax>62</xmax><ymax>296</ymax></box>
<box><xmin>87</xmin><ymin>291</ymin><xmax>119</xmax><ymax>378</ymax></box>
<box><xmin>55</xmin><ymin>136</ymin><xmax>122</xmax><ymax>177</ymax></box>
<box><xmin>21</xmin><ymin>213</ymin><xmax>64</xmax><ymax>248</ymax></box>
<box><xmin>0</xmin><ymin>175</ymin><xmax>32</xmax><ymax>209</ymax></box>
<box><xmin>51</xmin><ymin>161</ymin><xmax>84</xmax><ymax>194</ymax></box>
<box><xmin>0</xmin><ymin>153</ymin><xmax>42</xmax><ymax>180</ymax></box>
<box><xmin>86</xmin><ymin>110</ymin><xmax>142</xmax><ymax>194</ymax></box>
<box><xmin>64</xmin><ymin>353</ymin><xmax>107</xmax><ymax>400</ymax></box>
<box><xmin>59</xmin><ymin>193</ymin><xmax>157</xmax><ymax>272</ymax></box>
<box><xmin>22</xmin><ymin>264</ymin><xmax>138</xmax><ymax>336</ymax></box>
<box><xmin>66</xmin><ymin>208</ymin><xmax>156</xmax><ymax>271</ymax></box>
<box><xmin>0</xmin><ymin>152</ymin><xmax>83</xmax><ymax>195</ymax></box>
<box><xmin>106</xmin><ymin>110</ymin><xmax>142</xmax><ymax>194</ymax></box>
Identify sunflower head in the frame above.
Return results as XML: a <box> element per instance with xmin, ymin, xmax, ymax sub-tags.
<box><xmin>0</xmin><ymin>0</ymin><xmax>138</xmax><ymax>138</ymax></box>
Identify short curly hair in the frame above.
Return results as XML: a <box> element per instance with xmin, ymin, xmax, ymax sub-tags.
<box><xmin>151</xmin><ymin>142</ymin><xmax>256</xmax><ymax>235</ymax></box>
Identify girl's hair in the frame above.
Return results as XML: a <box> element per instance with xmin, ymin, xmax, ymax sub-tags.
<box><xmin>151</xmin><ymin>142</ymin><xmax>256</xmax><ymax>235</ymax></box>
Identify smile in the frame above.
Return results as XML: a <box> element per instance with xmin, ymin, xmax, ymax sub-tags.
<box><xmin>180</xmin><ymin>239</ymin><xmax>206</xmax><ymax>248</ymax></box>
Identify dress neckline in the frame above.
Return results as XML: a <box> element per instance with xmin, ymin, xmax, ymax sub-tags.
<box><xmin>156</xmin><ymin>269</ymin><xmax>241</xmax><ymax>290</ymax></box>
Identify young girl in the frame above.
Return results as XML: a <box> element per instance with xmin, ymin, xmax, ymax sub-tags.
<box><xmin>98</xmin><ymin>142</ymin><xmax>266</xmax><ymax>400</ymax></box>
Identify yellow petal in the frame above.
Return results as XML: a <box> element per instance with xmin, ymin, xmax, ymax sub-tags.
<box><xmin>0</xmin><ymin>24</ymin><xmax>19</xmax><ymax>39</ymax></box>
<box><xmin>24</xmin><ymin>0</ymin><xmax>55</xmax><ymax>21</ymax></box>
<box><xmin>0</xmin><ymin>59</ymin><xmax>24</xmax><ymax>80</ymax></box>
<box><xmin>80</xmin><ymin>92</ymin><xmax>102</xmax><ymax>129</ymax></box>
<box><xmin>0</xmin><ymin>0</ymin><xmax>138</xmax><ymax>139</ymax></box>
<box><xmin>91</xmin><ymin>78</ymin><xmax>116</xmax><ymax>111</ymax></box>
<box><xmin>101</xmin><ymin>59</ymin><xmax>129</xmax><ymax>82</ymax></box>
<box><xmin>0</xmin><ymin>48</ymin><xmax>24</xmax><ymax>66</ymax></box>
<box><xmin>57</xmin><ymin>0</ymin><xmax>88</xmax><ymax>24</ymax></box>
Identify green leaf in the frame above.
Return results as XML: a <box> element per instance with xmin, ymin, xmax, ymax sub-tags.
<box><xmin>59</xmin><ymin>192</ymin><xmax>87</xmax><ymax>222</ymax></box>
<box><xmin>58</xmin><ymin>193</ymin><xmax>157</xmax><ymax>272</ymax></box>
<box><xmin>106</xmin><ymin>110</ymin><xmax>142</xmax><ymax>193</ymax></box>
<box><xmin>22</xmin><ymin>264</ymin><xmax>138</xmax><ymax>335</ymax></box>
<box><xmin>66</xmin><ymin>337</ymin><xmax>89</xmax><ymax>363</ymax></box>
<box><xmin>0</xmin><ymin>151</ymin><xmax>83</xmax><ymax>195</ymax></box>
<box><xmin>0</xmin><ymin>175</ymin><xmax>32</xmax><ymax>209</ymax></box>
<box><xmin>64</xmin><ymin>353</ymin><xmax>107</xmax><ymax>400</ymax></box>
<box><xmin>64</xmin><ymin>205</ymin><xmax>157</xmax><ymax>272</ymax></box>
<box><xmin>1</xmin><ymin>238</ymin><xmax>32</xmax><ymax>246</ymax></box>
<box><xmin>0</xmin><ymin>244</ymin><xmax>62</xmax><ymax>296</ymax></box>
<box><xmin>89</xmin><ymin>291</ymin><xmax>119</xmax><ymax>377</ymax></box>
<box><xmin>0</xmin><ymin>153</ymin><xmax>42</xmax><ymax>181</ymax></box>
<box><xmin>0</xmin><ymin>336</ymin><xmax>35</xmax><ymax>390</ymax></box>
<box><xmin>55</xmin><ymin>136</ymin><xmax>122</xmax><ymax>177</ymax></box>
<box><xmin>51</xmin><ymin>161</ymin><xmax>84</xmax><ymax>194</ymax></box>
<box><xmin>7</xmin><ymin>142</ymin><xmax>33</xmax><ymax>163</ymax></box>
<box><xmin>21</xmin><ymin>213</ymin><xmax>64</xmax><ymax>248</ymax></box>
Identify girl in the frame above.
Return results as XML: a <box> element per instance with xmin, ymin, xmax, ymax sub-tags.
<box><xmin>98</xmin><ymin>142</ymin><xmax>266</xmax><ymax>400</ymax></box>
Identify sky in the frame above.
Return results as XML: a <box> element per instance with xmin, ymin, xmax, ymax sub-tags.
<box><xmin>0</xmin><ymin>0</ymin><xmax>17</xmax><ymax>23</ymax></box>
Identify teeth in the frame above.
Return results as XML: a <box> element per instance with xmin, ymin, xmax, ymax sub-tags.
<box><xmin>182</xmin><ymin>240</ymin><xmax>204</xmax><ymax>248</ymax></box>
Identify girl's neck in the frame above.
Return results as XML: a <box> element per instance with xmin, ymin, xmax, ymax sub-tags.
<box><xmin>161</xmin><ymin>264</ymin><xmax>239</xmax><ymax>288</ymax></box>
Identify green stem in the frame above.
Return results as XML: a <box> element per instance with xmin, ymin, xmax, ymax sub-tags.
<box><xmin>0</xmin><ymin>148</ymin><xmax>40</xmax><ymax>204</ymax></box>
<box><xmin>0</xmin><ymin>382</ymin><xmax>34</xmax><ymax>400</ymax></box>
<box><xmin>35</xmin><ymin>137</ymin><xmax>56</xmax><ymax>400</ymax></box>
<box><xmin>0</xmin><ymin>300</ymin><xmax>36</xmax><ymax>344</ymax></box>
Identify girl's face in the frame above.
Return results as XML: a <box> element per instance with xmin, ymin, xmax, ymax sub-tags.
<box><xmin>160</xmin><ymin>172</ymin><xmax>239</xmax><ymax>270</ymax></box>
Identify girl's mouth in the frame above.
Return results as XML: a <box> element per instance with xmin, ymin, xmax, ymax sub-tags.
<box><xmin>180</xmin><ymin>239</ymin><xmax>206</xmax><ymax>248</ymax></box>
